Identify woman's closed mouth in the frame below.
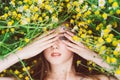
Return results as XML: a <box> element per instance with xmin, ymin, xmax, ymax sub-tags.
<box><xmin>51</xmin><ymin>52</ymin><xmax>61</xmax><ymax>57</ymax></box>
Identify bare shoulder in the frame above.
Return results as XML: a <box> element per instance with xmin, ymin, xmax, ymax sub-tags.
<box><xmin>0</xmin><ymin>77</ymin><xmax>16</xmax><ymax>80</ymax></box>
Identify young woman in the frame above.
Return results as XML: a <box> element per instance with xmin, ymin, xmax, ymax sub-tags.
<box><xmin>0</xmin><ymin>23</ymin><xmax>118</xmax><ymax>80</ymax></box>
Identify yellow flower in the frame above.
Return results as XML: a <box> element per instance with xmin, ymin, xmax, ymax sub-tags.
<box><xmin>106</xmin><ymin>37</ymin><xmax>112</xmax><ymax>43</ymax></box>
<box><xmin>12</xmin><ymin>11</ymin><xmax>17</xmax><ymax>17</ymax></box>
<box><xmin>76</xmin><ymin>60</ymin><xmax>81</xmax><ymax>66</ymax></box>
<box><xmin>23</xmin><ymin>5</ymin><xmax>29</xmax><ymax>11</ymax></box>
<box><xmin>73</xmin><ymin>1</ymin><xmax>79</xmax><ymax>7</ymax></box>
<box><xmin>85</xmin><ymin>39</ymin><xmax>89</xmax><ymax>43</ymax></box>
<box><xmin>100</xmin><ymin>68</ymin><xmax>105</xmax><ymax>73</ymax></box>
<box><xmin>4</xmin><ymin>6</ymin><xmax>9</xmax><ymax>11</ymax></box>
<box><xmin>96</xmin><ymin>26</ymin><xmax>100</xmax><ymax>30</ymax></box>
<box><xmin>24</xmin><ymin>0</ymin><xmax>29</xmax><ymax>3</ymax></box>
<box><xmin>26</xmin><ymin>18</ymin><xmax>30</xmax><ymax>23</ymax></box>
<box><xmin>102</xmin><ymin>13</ymin><xmax>107</xmax><ymax>20</ymax></box>
<box><xmin>0</xmin><ymin>74</ymin><xmax>4</xmax><ymax>77</ymax></box>
<box><xmin>28</xmin><ymin>0</ymin><xmax>32</xmax><ymax>5</ymax></box>
<box><xmin>87</xmin><ymin>20</ymin><xmax>91</xmax><ymax>24</ymax></box>
<box><xmin>34</xmin><ymin>0</ymin><xmax>38</xmax><ymax>3</ymax></box>
<box><xmin>65</xmin><ymin>23</ymin><xmax>69</xmax><ymax>28</ymax></box>
<box><xmin>113</xmin><ymin>50</ymin><xmax>119</xmax><ymax>56</ymax></box>
<box><xmin>65</xmin><ymin>0</ymin><xmax>69</xmax><ymax>2</ymax></box>
<box><xmin>88</xmin><ymin>67</ymin><xmax>92</xmax><ymax>71</ymax></box>
<box><xmin>87</xmin><ymin>61</ymin><xmax>92</xmax><ymax>65</ymax></box>
<box><xmin>81</xmin><ymin>34</ymin><xmax>86</xmax><ymax>38</ymax></box>
<box><xmin>34</xmin><ymin>6</ymin><xmax>39</xmax><ymax>12</ymax></box>
<box><xmin>67</xmin><ymin>3</ymin><xmax>71</xmax><ymax>9</ymax></box>
<box><xmin>33</xmin><ymin>60</ymin><xmax>37</xmax><ymax>63</ymax></box>
<box><xmin>110</xmin><ymin>57</ymin><xmax>117</xmax><ymax>63</ymax></box>
<box><xmin>98</xmin><ymin>37</ymin><xmax>104</xmax><ymax>43</ymax></box>
<box><xmin>27</xmin><ymin>66</ymin><xmax>30</xmax><ymax>70</ymax></box>
<box><xmin>10</xmin><ymin>28</ymin><xmax>15</xmax><ymax>33</ymax></box>
<box><xmin>75</xmin><ymin>7</ymin><xmax>80</xmax><ymax>12</ymax></box>
<box><xmin>18</xmin><ymin>13</ymin><xmax>22</xmax><ymax>18</ymax></box>
<box><xmin>109</xmin><ymin>34</ymin><xmax>114</xmax><ymax>38</ymax></box>
<box><xmin>54</xmin><ymin>2</ymin><xmax>57</xmax><ymax>6</ymax></box>
<box><xmin>112</xmin><ymin>22</ymin><xmax>117</xmax><ymax>28</ymax></box>
<box><xmin>70</xmin><ymin>19</ymin><xmax>74</xmax><ymax>24</ymax></box>
<box><xmin>24</xmin><ymin>38</ymin><xmax>30</xmax><ymax>43</ymax></box>
<box><xmin>22</xmin><ymin>67</ymin><xmax>27</xmax><ymax>71</ymax></box>
<box><xmin>14</xmin><ymin>70</ymin><xmax>20</xmax><ymax>74</ymax></box>
<box><xmin>7</xmin><ymin>21</ymin><xmax>13</xmax><ymax>26</ymax></box>
<box><xmin>112</xmin><ymin>2</ymin><xmax>118</xmax><ymax>8</ymax></box>
<box><xmin>115</xmin><ymin>69</ymin><xmax>120</xmax><ymax>74</ymax></box>
<box><xmin>43</xmin><ymin>27</ymin><xmax>47</xmax><ymax>32</ymax></box>
<box><xmin>72</xmin><ymin>36</ymin><xmax>80</xmax><ymax>42</ymax></box>
<box><xmin>88</xmin><ymin>30</ymin><xmax>92</xmax><ymax>34</ymax></box>
<box><xmin>18</xmin><ymin>1</ymin><xmax>23</xmax><ymax>5</ymax></box>
<box><xmin>42</xmin><ymin>13</ymin><xmax>46</xmax><ymax>17</ymax></box>
<box><xmin>100</xmin><ymin>46</ymin><xmax>106</xmax><ymax>51</ymax></box>
<box><xmin>11</xmin><ymin>1</ymin><xmax>15</xmax><ymax>6</ymax></box>
<box><xmin>6</xmin><ymin>29</ymin><xmax>9</xmax><ymax>32</ymax></box>
<box><xmin>108</xmin><ymin>0</ymin><xmax>113</xmax><ymax>3</ymax></box>
<box><xmin>104</xmin><ymin>29</ymin><xmax>111</xmax><ymax>34</ymax></box>
<box><xmin>106</xmin><ymin>56</ymin><xmax>110</xmax><ymax>63</ymax></box>
<box><xmin>19</xmin><ymin>74</ymin><xmax>23</xmax><ymax>78</ymax></box>
<box><xmin>112</xmin><ymin>40</ymin><xmax>118</xmax><ymax>46</ymax></box>
<box><xmin>86</xmin><ymin>10</ymin><xmax>91</xmax><ymax>15</ymax></box>
<box><xmin>52</xmin><ymin>16</ymin><xmax>58</xmax><ymax>22</ymax></box>
<box><xmin>3</xmin><ymin>13</ymin><xmax>8</xmax><ymax>20</ymax></box>
<box><xmin>45</xmin><ymin>5</ymin><xmax>51</xmax><ymax>11</ymax></box>
<box><xmin>92</xmin><ymin>63</ymin><xmax>96</xmax><ymax>67</ymax></box>
<box><xmin>1</xmin><ymin>30</ymin><xmax>5</xmax><ymax>34</ymax></box>
<box><xmin>76</xmin><ymin>13</ymin><xmax>82</xmax><ymax>19</ymax></box>
<box><xmin>3</xmin><ymin>70</ymin><xmax>7</xmax><ymax>73</ymax></box>
<box><xmin>38</xmin><ymin>17</ymin><xmax>43</xmax><ymax>22</ymax></box>
<box><xmin>116</xmin><ymin>9</ymin><xmax>120</xmax><ymax>15</ymax></box>
<box><xmin>8</xmin><ymin>11</ymin><xmax>12</xmax><ymax>16</ymax></box>
<box><xmin>25</xmin><ymin>76</ymin><xmax>29</xmax><ymax>80</ymax></box>
<box><xmin>60</xmin><ymin>2</ymin><xmax>64</xmax><ymax>6</ymax></box>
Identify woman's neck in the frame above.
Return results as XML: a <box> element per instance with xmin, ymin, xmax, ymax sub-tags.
<box><xmin>47</xmin><ymin>57</ymin><xmax>76</xmax><ymax>79</ymax></box>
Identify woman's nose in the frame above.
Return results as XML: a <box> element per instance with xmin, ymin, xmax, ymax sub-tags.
<box><xmin>52</xmin><ymin>45</ymin><xmax>58</xmax><ymax>49</ymax></box>
<box><xmin>51</xmin><ymin>42</ymin><xmax>58</xmax><ymax>49</ymax></box>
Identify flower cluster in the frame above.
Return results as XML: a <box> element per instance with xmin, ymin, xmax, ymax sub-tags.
<box><xmin>0</xmin><ymin>0</ymin><xmax>120</xmax><ymax>79</ymax></box>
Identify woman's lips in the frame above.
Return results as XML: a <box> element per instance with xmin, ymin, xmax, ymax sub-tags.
<box><xmin>51</xmin><ymin>52</ymin><xmax>61</xmax><ymax>57</ymax></box>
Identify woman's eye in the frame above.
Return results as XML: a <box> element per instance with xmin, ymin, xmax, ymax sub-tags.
<box><xmin>59</xmin><ymin>36</ymin><xmax>67</xmax><ymax>40</ymax></box>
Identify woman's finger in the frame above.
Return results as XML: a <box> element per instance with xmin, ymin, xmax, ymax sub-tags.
<box><xmin>66</xmin><ymin>30</ymin><xmax>75</xmax><ymax>36</ymax></box>
<box><xmin>38</xmin><ymin>41</ymin><xmax>56</xmax><ymax>53</ymax></box>
<box><xmin>40</xmin><ymin>29</ymin><xmax>56</xmax><ymax>39</ymax></box>
<box><xmin>62</xmin><ymin>40</ymin><xmax>80</xmax><ymax>50</ymax></box>
<box><xmin>66</xmin><ymin>45</ymin><xmax>91</xmax><ymax>61</ymax></box>
<box><xmin>64</xmin><ymin>33</ymin><xmax>85</xmax><ymax>48</ymax></box>
<box><xmin>65</xmin><ymin>45</ymin><xmax>79</xmax><ymax>54</ymax></box>
<box><xmin>34</xmin><ymin>36</ymin><xmax>58</xmax><ymax>46</ymax></box>
<box><xmin>34</xmin><ymin>29</ymin><xmax>56</xmax><ymax>41</ymax></box>
<box><xmin>34</xmin><ymin>33</ymin><xmax>58</xmax><ymax>45</ymax></box>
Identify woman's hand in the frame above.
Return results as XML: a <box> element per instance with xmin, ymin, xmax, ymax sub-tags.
<box><xmin>62</xmin><ymin>31</ymin><xmax>96</xmax><ymax>61</ymax></box>
<box><xmin>17</xmin><ymin>30</ymin><xmax>58</xmax><ymax>60</ymax></box>
<box><xmin>62</xmin><ymin>31</ymin><xmax>114</xmax><ymax>72</ymax></box>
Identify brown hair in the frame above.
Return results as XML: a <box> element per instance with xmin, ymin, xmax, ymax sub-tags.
<box><xmin>30</xmin><ymin>52</ymin><xmax>101</xmax><ymax>80</ymax></box>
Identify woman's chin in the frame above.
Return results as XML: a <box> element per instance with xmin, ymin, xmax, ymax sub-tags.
<box><xmin>48</xmin><ymin>59</ymin><xmax>64</xmax><ymax>65</ymax></box>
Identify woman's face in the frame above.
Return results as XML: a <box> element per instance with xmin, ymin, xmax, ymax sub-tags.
<box><xmin>43</xmin><ymin>27</ymin><xmax>73</xmax><ymax>65</ymax></box>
